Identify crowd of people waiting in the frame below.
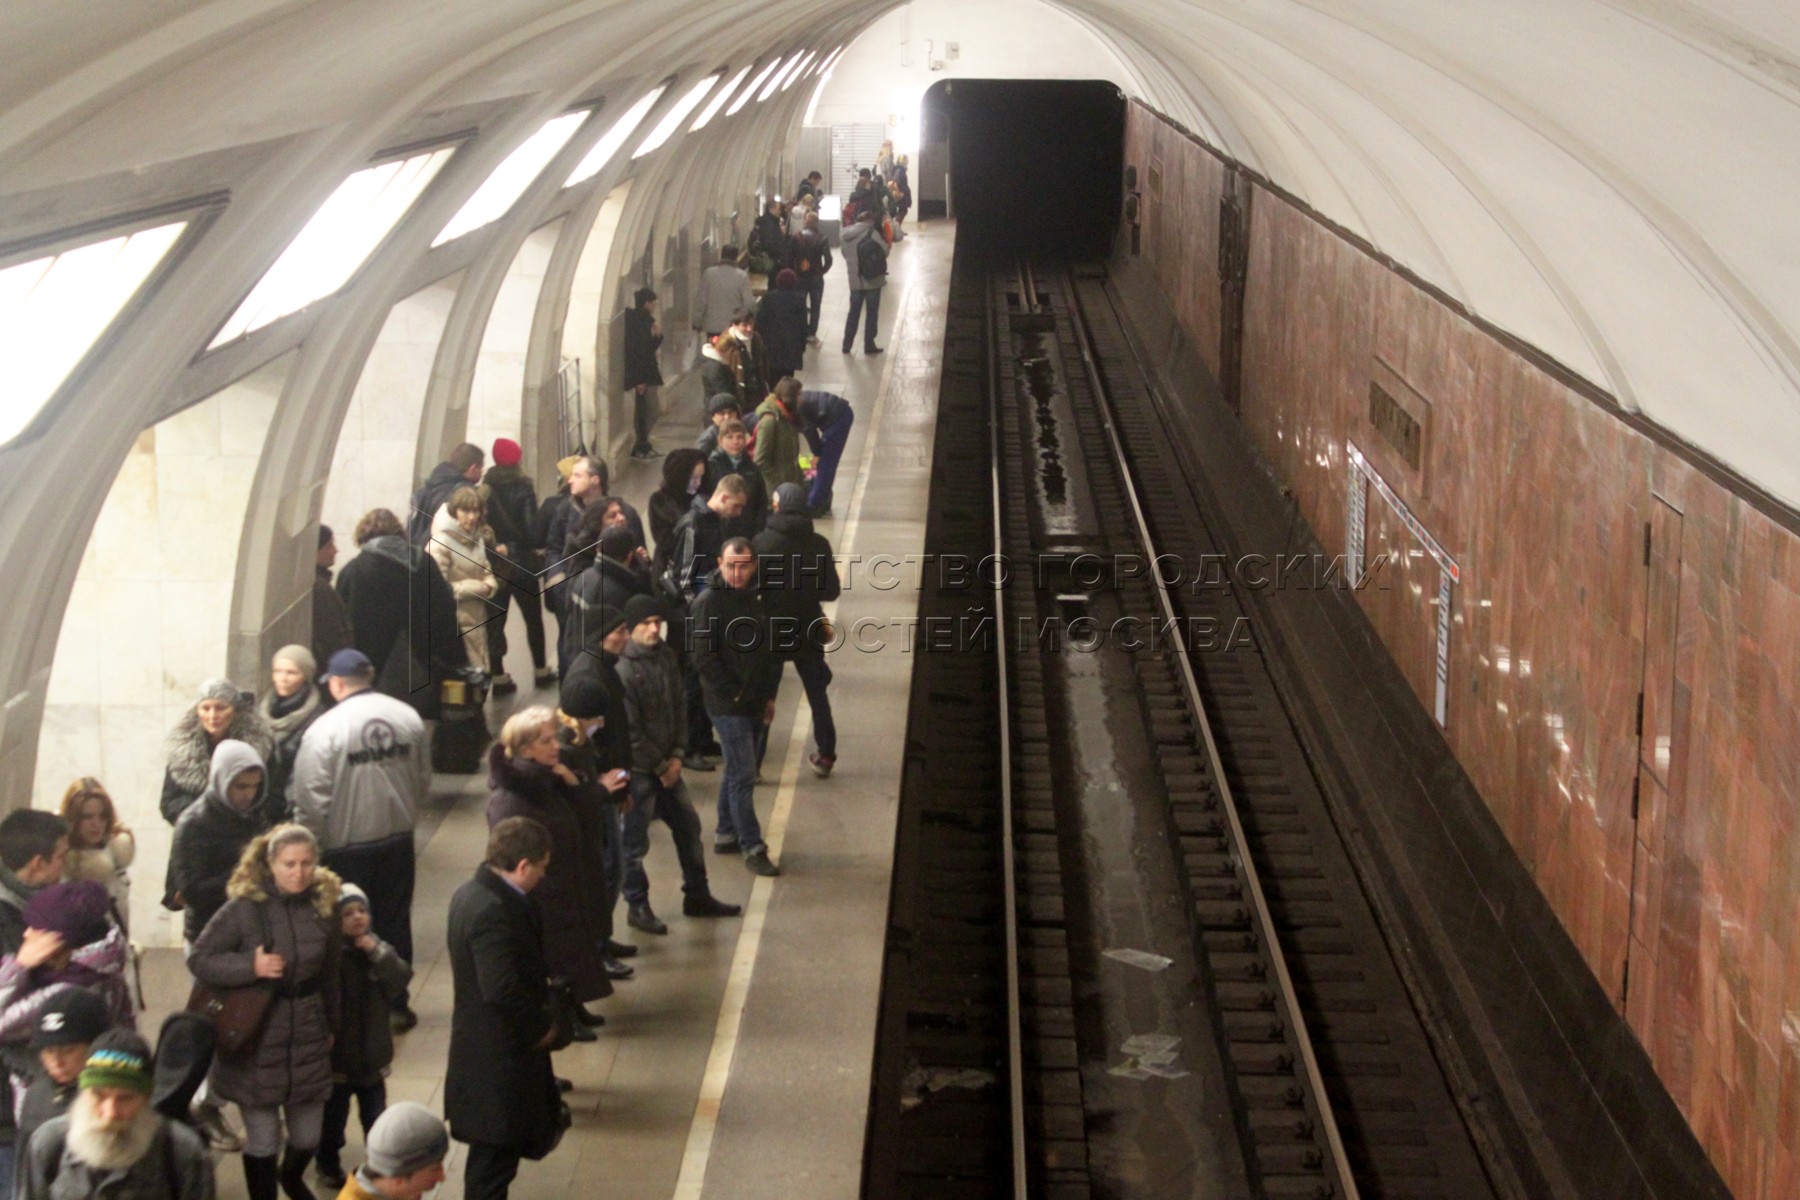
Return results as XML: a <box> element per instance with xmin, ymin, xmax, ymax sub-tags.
<box><xmin>5</xmin><ymin>212</ymin><xmax>881</xmax><ymax>1197</ymax></box>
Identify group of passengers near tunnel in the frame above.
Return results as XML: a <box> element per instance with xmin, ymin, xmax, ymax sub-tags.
<box><xmin>0</xmin><ymin>160</ymin><xmax>914</xmax><ymax>1200</ymax></box>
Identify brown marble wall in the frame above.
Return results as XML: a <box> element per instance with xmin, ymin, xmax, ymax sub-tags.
<box><xmin>1126</xmin><ymin>100</ymin><xmax>1800</xmax><ymax>1200</ymax></box>
<box><xmin>1127</xmin><ymin>112</ymin><xmax>1223</xmax><ymax>382</ymax></box>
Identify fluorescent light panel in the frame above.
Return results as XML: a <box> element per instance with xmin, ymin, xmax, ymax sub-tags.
<box><xmin>760</xmin><ymin>51</ymin><xmax>807</xmax><ymax>101</ymax></box>
<box><xmin>727</xmin><ymin>59</ymin><xmax>782</xmax><ymax>116</ymax></box>
<box><xmin>691</xmin><ymin>66</ymin><xmax>751</xmax><ymax>131</ymax></box>
<box><xmin>434</xmin><ymin>111</ymin><xmax>589</xmax><ymax>246</ymax></box>
<box><xmin>212</xmin><ymin>147</ymin><xmax>454</xmax><ymax>347</ymax></box>
<box><xmin>0</xmin><ymin>221</ymin><xmax>187</xmax><ymax>445</ymax></box>
<box><xmin>784</xmin><ymin>51</ymin><xmax>818</xmax><ymax>90</ymax></box>
<box><xmin>565</xmin><ymin>87</ymin><xmax>667</xmax><ymax>187</ymax></box>
<box><xmin>634</xmin><ymin>73</ymin><xmax>723</xmax><ymax>157</ymax></box>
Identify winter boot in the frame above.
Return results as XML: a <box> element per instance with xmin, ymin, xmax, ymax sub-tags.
<box><xmin>243</xmin><ymin>1154</ymin><xmax>280</xmax><ymax>1200</ymax></box>
<box><xmin>279</xmin><ymin>1147</ymin><xmax>317</xmax><ymax>1200</ymax></box>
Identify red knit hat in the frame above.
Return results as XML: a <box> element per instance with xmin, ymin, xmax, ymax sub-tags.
<box><xmin>492</xmin><ymin>438</ymin><xmax>522</xmax><ymax>467</ymax></box>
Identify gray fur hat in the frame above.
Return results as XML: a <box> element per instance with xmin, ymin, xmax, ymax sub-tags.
<box><xmin>195</xmin><ymin>677</ymin><xmax>243</xmax><ymax>707</ymax></box>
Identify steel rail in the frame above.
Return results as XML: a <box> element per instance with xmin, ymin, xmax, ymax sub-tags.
<box><xmin>991</xmin><ymin>260</ymin><xmax>1030</xmax><ymax>1200</ymax></box>
<box><xmin>1058</xmin><ymin>263</ymin><xmax>1362</xmax><ymax>1200</ymax></box>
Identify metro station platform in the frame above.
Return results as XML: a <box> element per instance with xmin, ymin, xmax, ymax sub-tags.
<box><xmin>140</xmin><ymin>219</ymin><xmax>955</xmax><ymax>1200</ymax></box>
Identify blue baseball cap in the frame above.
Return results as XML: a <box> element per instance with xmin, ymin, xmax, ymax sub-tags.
<box><xmin>321</xmin><ymin>648</ymin><xmax>374</xmax><ymax>681</ymax></box>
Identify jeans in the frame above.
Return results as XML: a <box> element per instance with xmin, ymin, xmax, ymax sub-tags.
<box><xmin>623</xmin><ymin>773</ymin><xmax>711</xmax><ymax>905</ymax></box>
<box><xmin>806</xmin><ymin>410</ymin><xmax>854</xmax><ymax>513</ymax></box>
<box><xmin>842</xmin><ymin>287</ymin><xmax>882</xmax><ymax>351</ymax></box>
<box><xmin>322</xmin><ymin>834</ymin><xmax>414</xmax><ymax>1004</ymax></box>
<box><xmin>755</xmin><ymin>648</ymin><xmax>837</xmax><ymax>767</ymax></box>
<box><xmin>803</xmin><ymin>276</ymin><xmax>825</xmax><ymax>336</ymax></box>
<box><xmin>783</xmin><ymin>649</ymin><xmax>837</xmax><ymax>759</ymax></box>
<box><xmin>319</xmin><ymin>1081</ymin><xmax>386</xmax><ymax>1170</ymax></box>
<box><xmin>241</xmin><ymin>1100</ymin><xmax>326</xmax><ymax>1157</ymax></box>
<box><xmin>463</xmin><ymin>1143</ymin><xmax>522</xmax><ymax>1200</ymax></box>
<box><xmin>710</xmin><ymin>713</ymin><xmax>765</xmax><ymax>855</ymax></box>
<box><xmin>486</xmin><ymin>578</ymin><xmax>547</xmax><ymax>674</ymax></box>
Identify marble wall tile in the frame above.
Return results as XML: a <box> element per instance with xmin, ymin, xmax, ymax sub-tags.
<box><xmin>321</xmin><ymin>276</ymin><xmax>462</xmax><ymax>560</ymax></box>
<box><xmin>34</xmin><ymin>368</ymin><xmax>282</xmax><ymax>944</ymax></box>
<box><xmin>1130</xmin><ymin>99</ymin><xmax>1800</xmax><ymax>1200</ymax></box>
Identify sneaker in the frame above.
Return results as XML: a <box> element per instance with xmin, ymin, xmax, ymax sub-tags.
<box><xmin>316</xmin><ymin>1160</ymin><xmax>348</xmax><ymax>1191</ymax></box>
<box><xmin>533</xmin><ymin>667</ymin><xmax>558</xmax><ymax>687</ymax></box>
<box><xmin>628</xmin><ymin>903</ymin><xmax>668</xmax><ymax>935</ymax></box>
<box><xmin>630</xmin><ymin>446</ymin><xmax>663</xmax><ymax>460</ymax></box>
<box><xmin>808</xmin><ymin>336</ymin><xmax>823</xmax><ymax>347</ymax></box>
<box><xmin>714</xmin><ymin>836</ymin><xmax>741</xmax><ymax>855</ymax></box>
<box><xmin>490</xmin><ymin>672</ymin><xmax>516</xmax><ymax>695</ymax></box>
<box><xmin>681</xmin><ymin>753</ymin><xmax>717</xmax><ymax>772</ymax></box>
<box><xmin>389</xmin><ymin>1006</ymin><xmax>419</xmax><ymax>1034</ymax></box>
<box><xmin>684</xmin><ymin>893</ymin><xmax>743</xmax><ymax>918</ymax></box>
<box><xmin>744</xmin><ymin>849</ymin><xmax>781</xmax><ymax>877</ymax></box>
<box><xmin>809</xmin><ymin>754</ymin><xmax>836</xmax><ymax>778</ymax></box>
<box><xmin>193</xmin><ymin>1101</ymin><xmax>244</xmax><ymax>1153</ymax></box>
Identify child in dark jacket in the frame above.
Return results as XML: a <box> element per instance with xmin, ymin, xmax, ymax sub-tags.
<box><xmin>13</xmin><ymin>986</ymin><xmax>112</xmax><ymax>1183</ymax></box>
<box><xmin>316</xmin><ymin>882</ymin><xmax>413</xmax><ymax>1190</ymax></box>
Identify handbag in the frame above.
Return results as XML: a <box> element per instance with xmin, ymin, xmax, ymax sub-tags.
<box><xmin>521</xmin><ymin>1098</ymin><xmax>573</xmax><ymax>1161</ymax></box>
<box><xmin>186</xmin><ymin>903</ymin><xmax>275</xmax><ymax>1058</ymax></box>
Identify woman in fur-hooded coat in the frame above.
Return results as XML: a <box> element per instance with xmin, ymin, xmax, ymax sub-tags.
<box><xmin>188</xmin><ymin>826</ymin><xmax>342</xmax><ymax>1113</ymax></box>
<box><xmin>161</xmin><ymin>679</ymin><xmax>276</xmax><ymax>825</ymax></box>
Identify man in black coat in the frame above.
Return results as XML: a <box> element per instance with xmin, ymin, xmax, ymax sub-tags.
<box><xmin>623</xmin><ymin>287</ymin><xmax>665</xmax><ymax>461</ymax></box>
<box><xmin>407</xmin><ymin>442</ymin><xmax>484</xmax><ymax>546</ymax></box>
<box><xmin>753</xmin><ymin>483</ymin><xmax>843</xmax><ymax>777</ymax></box>
<box><xmin>687</xmin><ymin>540</ymin><xmax>783</xmax><ymax>876</ymax></box>
<box><xmin>336</xmin><ymin>509</ymin><xmax>466</xmax><ymax>720</ymax></box>
<box><xmin>446</xmin><ymin>817</ymin><xmax>564</xmax><ymax>1200</ymax></box>
<box><xmin>662</xmin><ymin>476</ymin><xmax>748</xmax><ymax>602</ymax></box>
<box><xmin>482</xmin><ymin>438</ymin><xmax>552</xmax><ymax>692</ymax></box>
<box><xmin>559</xmin><ymin>526</ymin><xmax>650</xmax><ymax>674</ymax></box>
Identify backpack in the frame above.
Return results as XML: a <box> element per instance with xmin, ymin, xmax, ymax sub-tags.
<box><xmin>855</xmin><ymin>231</ymin><xmax>888</xmax><ymax>281</ymax></box>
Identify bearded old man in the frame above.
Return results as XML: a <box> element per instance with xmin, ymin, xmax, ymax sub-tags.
<box><xmin>21</xmin><ymin>1029</ymin><xmax>213</xmax><ymax>1199</ymax></box>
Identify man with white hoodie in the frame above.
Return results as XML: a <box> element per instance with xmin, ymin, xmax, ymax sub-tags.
<box><xmin>290</xmin><ymin>649</ymin><xmax>429</xmax><ymax>1031</ymax></box>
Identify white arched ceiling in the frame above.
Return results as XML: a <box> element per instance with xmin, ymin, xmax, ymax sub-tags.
<box><xmin>1</xmin><ymin>0</ymin><xmax>1798</xmax><ymax>800</ymax></box>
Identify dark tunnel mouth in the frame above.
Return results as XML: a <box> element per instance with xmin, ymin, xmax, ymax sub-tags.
<box><xmin>923</xmin><ymin>78</ymin><xmax>1126</xmax><ymax>259</ymax></box>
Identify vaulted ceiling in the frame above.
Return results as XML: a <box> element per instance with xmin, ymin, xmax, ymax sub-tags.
<box><xmin>6</xmin><ymin>1</ymin><xmax>1797</xmax><ymax>507</ymax></box>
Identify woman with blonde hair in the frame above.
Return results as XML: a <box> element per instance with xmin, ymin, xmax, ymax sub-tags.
<box><xmin>189</xmin><ymin>824</ymin><xmax>341</xmax><ymax>1200</ymax></box>
<box><xmin>57</xmin><ymin>778</ymin><xmax>134</xmax><ymax>927</ymax></box>
<box><xmin>428</xmin><ymin>486</ymin><xmax>499</xmax><ymax>673</ymax></box>
<box><xmin>486</xmin><ymin>706</ymin><xmax>611</xmax><ymax>1034</ymax></box>
<box><xmin>258</xmin><ymin>644</ymin><xmax>323</xmax><ymax>816</ymax></box>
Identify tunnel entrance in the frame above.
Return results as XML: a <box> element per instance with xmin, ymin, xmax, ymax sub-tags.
<box><xmin>925</xmin><ymin>78</ymin><xmax>1125</xmax><ymax>257</ymax></box>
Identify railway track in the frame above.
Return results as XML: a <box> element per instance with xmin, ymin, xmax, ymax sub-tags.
<box><xmin>865</xmin><ymin>251</ymin><xmax>1502</xmax><ymax>1200</ymax></box>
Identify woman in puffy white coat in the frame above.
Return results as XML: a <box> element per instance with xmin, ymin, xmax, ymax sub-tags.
<box><xmin>427</xmin><ymin>486</ymin><xmax>498</xmax><ymax>672</ymax></box>
<box><xmin>56</xmin><ymin>778</ymin><xmax>134</xmax><ymax>928</ymax></box>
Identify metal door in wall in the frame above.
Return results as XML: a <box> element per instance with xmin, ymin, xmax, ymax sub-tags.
<box><xmin>1623</xmin><ymin>497</ymin><xmax>1685</xmax><ymax>1027</ymax></box>
<box><xmin>830</xmin><ymin>123</ymin><xmax>886</xmax><ymax>195</ymax></box>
